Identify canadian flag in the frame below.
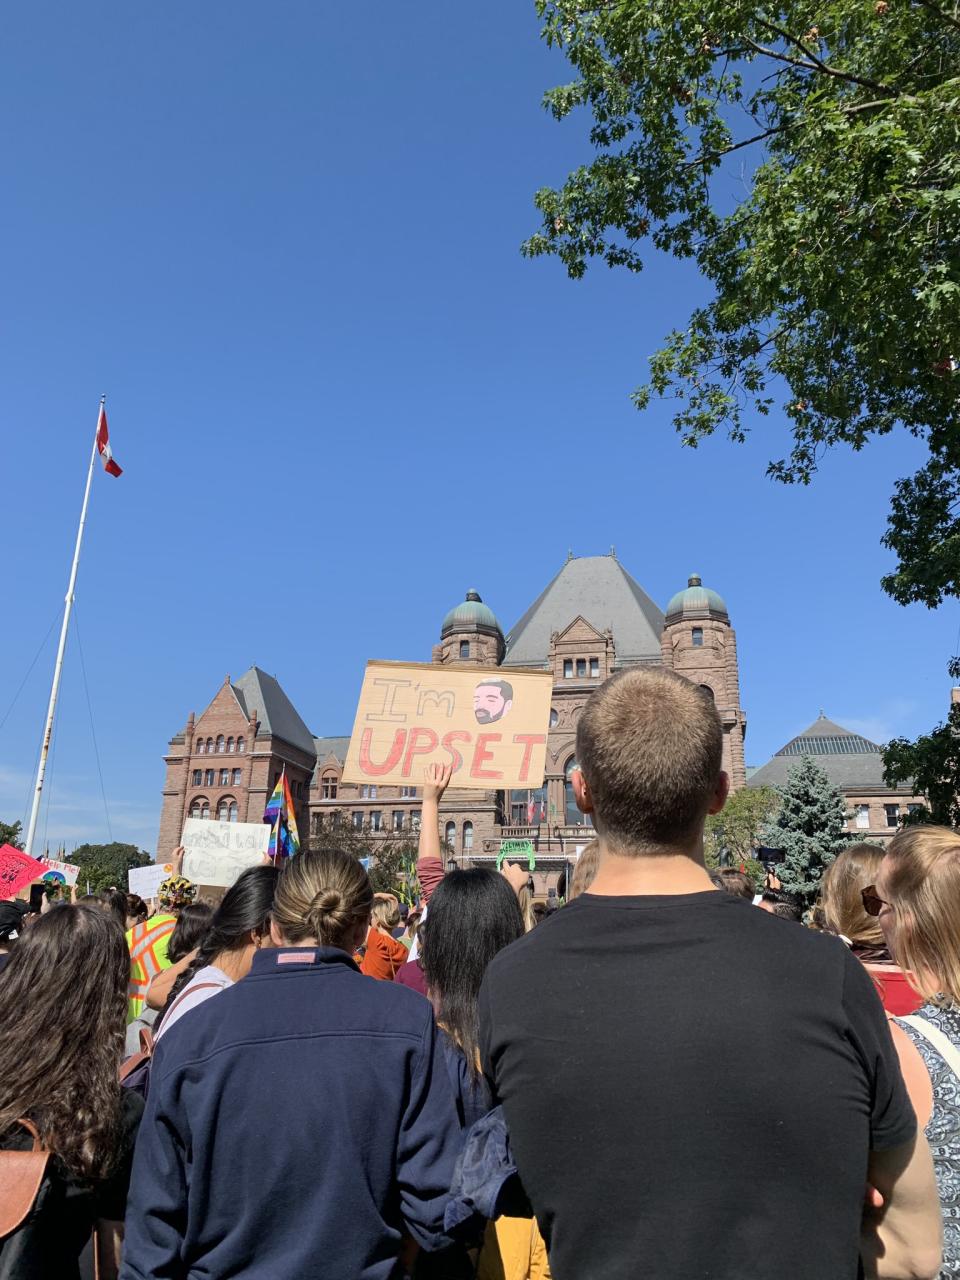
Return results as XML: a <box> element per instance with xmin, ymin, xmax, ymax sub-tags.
<box><xmin>96</xmin><ymin>404</ymin><xmax>122</xmax><ymax>477</ymax></box>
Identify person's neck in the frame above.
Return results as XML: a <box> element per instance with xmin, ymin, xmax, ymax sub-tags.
<box><xmin>587</xmin><ymin>838</ymin><xmax>716</xmax><ymax>897</ymax></box>
<box><xmin>213</xmin><ymin>948</ymin><xmax>252</xmax><ymax>982</ymax></box>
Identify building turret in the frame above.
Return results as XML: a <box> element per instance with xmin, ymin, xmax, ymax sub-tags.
<box><xmin>661</xmin><ymin>575</ymin><xmax>747</xmax><ymax>789</ymax></box>
<box><xmin>433</xmin><ymin>589</ymin><xmax>505</xmax><ymax>666</ymax></box>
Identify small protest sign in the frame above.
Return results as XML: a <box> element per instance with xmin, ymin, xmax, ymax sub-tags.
<box><xmin>497</xmin><ymin>840</ymin><xmax>536</xmax><ymax>871</ymax></box>
<box><xmin>128</xmin><ymin>863</ymin><xmax>172</xmax><ymax>900</ymax></box>
<box><xmin>343</xmin><ymin>661</ymin><xmax>553</xmax><ymax>791</ymax></box>
<box><xmin>180</xmin><ymin>819</ymin><xmax>270</xmax><ymax>889</ymax></box>
<box><xmin>0</xmin><ymin>845</ymin><xmax>47</xmax><ymax>901</ymax></box>
<box><xmin>39</xmin><ymin>858</ymin><xmax>80</xmax><ymax>888</ymax></box>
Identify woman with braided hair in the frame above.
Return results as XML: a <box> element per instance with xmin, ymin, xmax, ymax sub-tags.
<box><xmin>153</xmin><ymin>864</ymin><xmax>278</xmax><ymax>1042</ymax></box>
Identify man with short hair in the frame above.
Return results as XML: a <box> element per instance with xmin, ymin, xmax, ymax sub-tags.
<box><xmin>478</xmin><ymin>667</ymin><xmax>941</xmax><ymax>1280</ymax></box>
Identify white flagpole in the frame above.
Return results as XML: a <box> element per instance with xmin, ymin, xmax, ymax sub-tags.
<box><xmin>24</xmin><ymin>397</ymin><xmax>105</xmax><ymax>857</ymax></box>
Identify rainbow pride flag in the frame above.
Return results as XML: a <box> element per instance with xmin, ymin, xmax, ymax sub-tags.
<box><xmin>264</xmin><ymin>769</ymin><xmax>300</xmax><ymax>859</ymax></box>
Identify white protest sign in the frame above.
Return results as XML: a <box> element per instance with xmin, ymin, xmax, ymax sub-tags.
<box><xmin>39</xmin><ymin>858</ymin><xmax>80</xmax><ymax>887</ymax></box>
<box><xmin>180</xmin><ymin>819</ymin><xmax>270</xmax><ymax>889</ymax></box>
<box><xmin>128</xmin><ymin>863</ymin><xmax>171</xmax><ymax>900</ymax></box>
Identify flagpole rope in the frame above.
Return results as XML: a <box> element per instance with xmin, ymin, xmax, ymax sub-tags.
<box><xmin>0</xmin><ymin>607</ymin><xmax>62</xmax><ymax>736</ymax></box>
<box><xmin>73</xmin><ymin>604</ymin><xmax>113</xmax><ymax>843</ymax></box>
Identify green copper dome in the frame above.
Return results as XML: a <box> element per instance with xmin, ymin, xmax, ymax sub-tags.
<box><xmin>665</xmin><ymin>574</ymin><xmax>729</xmax><ymax>623</ymax></box>
<box><xmin>441</xmin><ymin>589</ymin><xmax>503</xmax><ymax>638</ymax></box>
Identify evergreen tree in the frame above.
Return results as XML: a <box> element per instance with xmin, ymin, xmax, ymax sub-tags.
<box><xmin>761</xmin><ymin>757</ymin><xmax>851</xmax><ymax>903</ymax></box>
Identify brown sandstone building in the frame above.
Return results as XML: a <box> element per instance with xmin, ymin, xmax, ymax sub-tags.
<box><xmin>157</xmin><ymin>554</ymin><xmax>747</xmax><ymax>868</ymax></box>
<box><xmin>156</xmin><ymin>551</ymin><xmax>920</xmax><ymax>869</ymax></box>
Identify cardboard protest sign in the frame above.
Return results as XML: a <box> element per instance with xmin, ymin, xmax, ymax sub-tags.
<box><xmin>0</xmin><ymin>845</ymin><xmax>47</xmax><ymax>901</ymax></box>
<box><xmin>343</xmin><ymin>661</ymin><xmax>554</xmax><ymax>791</ymax></box>
<box><xmin>128</xmin><ymin>863</ymin><xmax>173</xmax><ymax>900</ymax></box>
<box><xmin>180</xmin><ymin>819</ymin><xmax>270</xmax><ymax>889</ymax></box>
<box><xmin>39</xmin><ymin>858</ymin><xmax>80</xmax><ymax>887</ymax></box>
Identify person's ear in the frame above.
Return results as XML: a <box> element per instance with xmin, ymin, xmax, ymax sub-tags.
<box><xmin>707</xmin><ymin>771</ymin><xmax>730</xmax><ymax>816</ymax></box>
<box><xmin>572</xmin><ymin>770</ymin><xmax>594</xmax><ymax>815</ymax></box>
<box><xmin>269</xmin><ymin>918</ymin><xmax>284</xmax><ymax>947</ymax></box>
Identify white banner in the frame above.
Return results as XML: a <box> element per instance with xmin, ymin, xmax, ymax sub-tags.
<box><xmin>180</xmin><ymin>819</ymin><xmax>271</xmax><ymax>889</ymax></box>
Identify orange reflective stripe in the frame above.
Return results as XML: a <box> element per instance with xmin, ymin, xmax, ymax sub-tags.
<box><xmin>130</xmin><ymin>919</ymin><xmax>174</xmax><ymax>960</ymax></box>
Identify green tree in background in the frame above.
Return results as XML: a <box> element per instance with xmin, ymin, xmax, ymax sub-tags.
<box><xmin>524</xmin><ymin>0</ymin><xmax>960</xmax><ymax>606</ymax></box>
<box><xmin>308</xmin><ymin>813</ymin><xmax>427</xmax><ymax>900</ymax></box>
<box><xmin>883</xmin><ymin>699</ymin><xmax>960</xmax><ymax>827</ymax></box>
<box><xmin>760</xmin><ymin>757</ymin><xmax>851</xmax><ymax>902</ymax></box>
<box><xmin>705</xmin><ymin>785</ymin><xmax>778</xmax><ymax>883</ymax></box>
<box><xmin>69</xmin><ymin>842</ymin><xmax>152</xmax><ymax>894</ymax></box>
<box><xmin>0</xmin><ymin>820</ymin><xmax>24</xmax><ymax>850</ymax></box>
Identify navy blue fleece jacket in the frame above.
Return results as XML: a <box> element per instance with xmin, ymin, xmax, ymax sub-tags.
<box><xmin>119</xmin><ymin>946</ymin><xmax>460</xmax><ymax>1280</ymax></box>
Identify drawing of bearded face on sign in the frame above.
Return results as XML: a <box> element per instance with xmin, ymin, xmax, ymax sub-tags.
<box><xmin>473</xmin><ymin>679</ymin><xmax>514</xmax><ymax>725</ymax></box>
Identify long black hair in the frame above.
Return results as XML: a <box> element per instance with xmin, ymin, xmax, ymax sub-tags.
<box><xmin>420</xmin><ymin>868</ymin><xmax>525</xmax><ymax>1078</ymax></box>
<box><xmin>155</xmin><ymin>865</ymin><xmax>279</xmax><ymax>1030</ymax></box>
<box><xmin>166</xmin><ymin>901</ymin><xmax>215</xmax><ymax>963</ymax></box>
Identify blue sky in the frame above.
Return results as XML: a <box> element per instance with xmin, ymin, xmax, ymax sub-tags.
<box><xmin>1</xmin><ymin>2</ymin><xmax>954</xmax><ymax>852</ymax></box>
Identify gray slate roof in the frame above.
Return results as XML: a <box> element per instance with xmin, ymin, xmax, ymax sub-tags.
<box><xmin>503</xmin><ymin>555</ymin><xmax>665</xmax><ymax>668</ymax></box>
<box><xmin>231</xmin><ymin>667</ymin><xmax>317</xmax><ymax>758</ymax></box>
<box><xmin>312</xmin><ymin>736</ymin><xmax>351</xmax><ymax>781</ymax></box>
<box><xmin>747</xmin><ymin>713</ymin><xmax>913</xmax><ymax>793</ymax></box>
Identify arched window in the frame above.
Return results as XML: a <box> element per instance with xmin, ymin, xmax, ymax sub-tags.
<box><xmin>196</xmin><ymin>737</ymin><xmax>205</xmax><ymax>754</ymax></box>
<box><xmin>216</xmin><ymin>735</ymin><xmax>226</xmax><ymax>753</ymax></box>
<box><xmin>565</xmin><ymin>757</ymin><xmax>588</xmax><ymax>826</ymax></box>
<box><xmin>549</xmin><ymin>709</ymin><xmax>559</xmax><ymax>728</ymax></box>
<box><xmin>237</xmin><ymin>736</ymin><xmax>245</xmax><ymax>753</ymax></box>
<box><xmin>191</xmin><ymin>797</ymin><xmax>211</xmax><ymax>820</ymax></box>
<box><xmin>322</xmin><ymin>772</ymin><xmax>338</xmax><ymax>800</ymax></box>
<box><xmin>444</xmin><ymin>821</ymin><xmax>456</xmax><ymax>849</ymax></box>
<box><xmin>217</xmin><ymin>796</ymin><xmax>239</xmax><ymax>822</ymax></box>
<box><xmin>227</xmin><ymin>737</ymin><xmax>235</xmax><ymax>753</ymax></box>
<box><xmin>699</xmin><ymin>684</ymin><xmax>715</xmax><ymax>701</ymax></box>
<box><xmin>692</xmin><ymin>627</ymin><xmax>704</xmax><ymax>647</ymax></box>
<box><xmin>206</xmin><ymin>737</ymin><xmax>214</xmax><ymax>753</ymax></box>
<box><xmin>463</xmin><ymin>821</ymin><xmax>473</xmax><ymax>852</ymax></box>
<box><xmin>459</xmin><ymin>640</ymin><xmax>470</xmax><ymax>659</ymax></box>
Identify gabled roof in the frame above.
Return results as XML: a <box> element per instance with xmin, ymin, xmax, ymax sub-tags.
<box><xmin>312</xmin><ymin>736</ymin><xmax>351</xmax><ymax>779</ymax></box>
<box><xmin>747</xmin><ymin>713</ymin><xmax>913</xmax><ymax>793</ymax></box>
<box><xmin>231</xmin><ymin>667</ymin><xmax>317</xmax><ymax>758</ymax></box>
<box><xmin>503</xmin><ymin>554</ymin><xmax>664</xmax><ymax>668</ymax></box>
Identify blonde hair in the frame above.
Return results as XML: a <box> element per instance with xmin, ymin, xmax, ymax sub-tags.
<box><xmin>517</xmin><ymin>886</ymin><xmax>537</xmax><ymax>933</ymax></box>
<box><xmin>884</xmin><ymin>826</ymin><xmax>960</xmax><ymax>1004</ymax></box>
<box><xmin>371</xmin><ymin>895</ymin><xmax>400</xmax><ymax>930</ymax></box>
<box><xmin>568</xmin><ymin>839</ymin><xmax>601</xmax><ymax>900</ymax></box>
<box><xmin>577</xmin><ymin>668</ymin><xmax>722</xmax><ymax>853</ymax></box>
<box><xmin>820</xmin><ymin>844</ymin><xmax>885</xmax><ymax>947</ymax></box>
<box><xmin>272</xmin><ymin>850</ymin><xmax>372</xmax><ymax>950</ymax></box>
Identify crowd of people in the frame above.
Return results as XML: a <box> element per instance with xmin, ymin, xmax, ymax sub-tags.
<box><xmin>0</xmin><ymin>666</ymin><xmax>957</xmax><ymax>1277</ymax></box>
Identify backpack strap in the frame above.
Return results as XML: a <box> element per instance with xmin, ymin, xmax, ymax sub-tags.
<box><xmin>165</xmin><ymin>981</ymin><xmax>224</xmax><ymax>1023</ymax></box>
<box><xmin>900</xmin><ymin>1014</ymin><xmax>960</xmax><ymax>1079</ymax></box>
<box><xmin>0</xmin><ymin>1119</ymin><xmax>51</xmax><ymax>1239</ymax></box>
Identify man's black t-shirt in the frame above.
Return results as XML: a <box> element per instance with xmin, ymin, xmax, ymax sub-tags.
<box><xmin>478</xmin><ymin>890</ymin><xmax>916</xmax><ymax>1280</ymax></box>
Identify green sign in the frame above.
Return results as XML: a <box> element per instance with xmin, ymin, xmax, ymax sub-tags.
<box><xmin>497</xmin><ymin>839</ymin><xmax>536</xmax><ymax>871</ymax></box>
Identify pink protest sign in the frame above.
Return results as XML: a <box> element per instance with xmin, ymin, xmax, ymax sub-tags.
<box><xmin>0</xmin><ymin>845</ymin><xmax>47</xmax><ymax>901</ymax></box>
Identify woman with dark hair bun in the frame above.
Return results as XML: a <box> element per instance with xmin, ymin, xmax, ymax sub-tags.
<box><xmin>0</xmin><ymin>904</ymin><xmax>142</xmax><ymax>1278</ymax></box>
<box><xmin>154</xmin><ymin>865</ymin><xmax>277</xmax><ymax>1041</ymax></box>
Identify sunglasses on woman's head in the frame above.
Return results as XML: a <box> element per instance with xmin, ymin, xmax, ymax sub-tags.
<box><xmin>861</xmin><ymin>885</ymin><xmax>890</xmax><ymax>917</ymax></box>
